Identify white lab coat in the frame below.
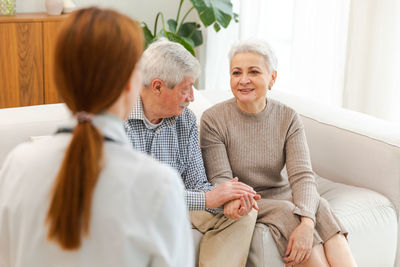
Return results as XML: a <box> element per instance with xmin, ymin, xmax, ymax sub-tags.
<box><xmin>0</xmin><ymin>113</ymin><xmax>194</xmax><ymax>267</ymax></box>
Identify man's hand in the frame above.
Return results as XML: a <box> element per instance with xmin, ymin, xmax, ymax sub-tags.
<box><xmin>205</xmin><ymin>177</ymin><xmax>257</xmax><ymax>209</ymax></box>
<box><xmin>283</xmin><ymin>217</ymin><xmax>314</xmax><ymax>267</ymax></box>
<box><xmin>224</xmin><ymin>194</ymin><xmax>261</xmax><ymax>220</ymax></box>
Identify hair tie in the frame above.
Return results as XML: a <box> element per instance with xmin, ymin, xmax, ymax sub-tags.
<box><xmin>76</xmin><ymin>111</ymin><xmax>94</xmax><ymax>123</ymax></box>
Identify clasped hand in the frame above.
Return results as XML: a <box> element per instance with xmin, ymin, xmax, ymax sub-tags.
<box><xmin>220</xmin><ymin>177</ymin><xmax>261</xmax><ymax>220</ymax></box>
<box><xmin>223</xmin><ymin>194</ymin><xmax>260</xmax><ymax>220</ymax></box>
<box><xmin>205</xmin><ymin>177</ymin><xmax>260</xmax><ymax>219</ymax></box>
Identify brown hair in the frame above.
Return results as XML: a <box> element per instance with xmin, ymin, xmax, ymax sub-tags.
<box><xmin>46</xmin><ymin>7</ymin><xmax>143</xmax><ymax>250</ymax></box>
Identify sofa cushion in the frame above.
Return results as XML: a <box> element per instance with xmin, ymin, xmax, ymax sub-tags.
<box><xmin>316</xmin><ymin>176</ymin><xmax>397</xmax><ymax>267</ymax></box>
<box><xmin>191</xmin><ymin>175</ymin><xmax>397</xmax><ymax>267</ymax></box>
<box><xmin>246</xmin><ymin>224</ymin><xmax>282</xmax><ymax>267</ymax></box>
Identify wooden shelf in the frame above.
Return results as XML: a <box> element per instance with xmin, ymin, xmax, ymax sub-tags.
<box><xmin>0</xmin><ymin>13</ymin><xmax>69</xmax><ymax>108</ymax></box>
<box><xmin>0</xmin><ymin>12</ymin><xmax>69</xmax><ymax>23</ymax></box>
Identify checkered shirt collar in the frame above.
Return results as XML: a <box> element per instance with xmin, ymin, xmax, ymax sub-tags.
<box><xmin>127</xmin><ymin>97</ymin><xmax>178</xmax><ymax>128</ymax></box>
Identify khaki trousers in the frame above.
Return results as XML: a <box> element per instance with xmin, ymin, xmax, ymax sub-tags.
<box><xmin>190</xmin><ymin>209</ymin><xmax>257</xmax><ymax>267</ymax></box>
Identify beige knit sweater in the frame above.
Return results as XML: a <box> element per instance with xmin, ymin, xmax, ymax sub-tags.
<box><xmin>200</xmin><ymin>97</ymin><xmax>320</xmax><ymax>221</ymax></box>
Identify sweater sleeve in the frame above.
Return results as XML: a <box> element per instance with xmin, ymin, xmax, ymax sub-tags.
<box><xmin>199</xmin><ymin>109</ymin><xmax>233</xmax><ymax>185</ymax></box>
<box><xmin>285</xmin><ymin>112</ymin><xmax>319</xmax><ymax>222</ymax></box>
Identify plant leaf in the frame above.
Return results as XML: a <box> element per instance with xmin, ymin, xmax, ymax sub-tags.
<box><xmin>190</xmin><ymin>0</ymin><xmax>233</xmax><ymax>28</ymax></box>
<box><xmin>177</xmin><ymin>22</ymin><xmax>198</xmax><ymax>37</ymax></box>
<box><xmin>158</xmin><ymin>30</ymin><xmax>196</xmax><ymax>56</ymax></box>
<box><xmin>233</xmin><ymin>12</ymin><xmax>239</xmax><ymax>23</ymax></box>
<box><xmin>177</xmin><ymin>22</ymin><xmax>203</xmax><ymax>47</ymax></box>
<box><xmin>167</xmin><ymin>19</ymin><xmax>178</xmax><ymax>33</ymax></box>
<box><xmin>190</xmin><ymin>30</ymin><xmax>203</xmax><ymax>46</ymax></box>
<box><xmin>182</xmin><ymin>37</ymin><xmax>195</xmax><ymax>47</ymax></box>
<box><xmin>213</xmin><ymin>22</ymin><xmax>221</xmax><ymax>32</ymax></box>
<box><xmin>141</xmin><ymin>22</ymin><xmax>155</xmax><ymax>48</ymax></box>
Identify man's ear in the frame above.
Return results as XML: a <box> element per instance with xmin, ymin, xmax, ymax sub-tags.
<box><xmin>150</xmin><ymin>79</ymin><xmax>164</xmax><ymax>95</ymax></box>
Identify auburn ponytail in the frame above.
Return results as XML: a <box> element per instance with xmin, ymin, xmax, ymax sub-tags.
<box><xmin>46</xmin><ymin>7</ymin><xmax>143</xmax><ymax>249</ymax></box>
<box><xmin>47</xmin><ymin>123</ymin><xmax>103</xmax><ymax>249</ymax></box>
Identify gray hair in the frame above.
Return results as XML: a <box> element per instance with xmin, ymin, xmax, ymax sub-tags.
<box><xmin>228</xmin><ymin>39</ymin><xmax>278</xmax><ymax>73</ymax></box>
<box><xmin>141</xmin><ymin>38</ymin><xmax>201</xmax><ymax>88</ymax></box>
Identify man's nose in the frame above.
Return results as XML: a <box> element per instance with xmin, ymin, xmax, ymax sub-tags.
<box><xmin>187</xmin><ymin>87</ymin><xmax>194</xmax><ymax>102</ymax></box>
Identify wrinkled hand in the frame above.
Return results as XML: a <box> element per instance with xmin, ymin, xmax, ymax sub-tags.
<box><xmin>240</xmin><ymin>194</ymin><xmax>260</xmax><ymax>214</ymax></box>
<box><xmin>224</xmin><ymin>199</ymin><xmax>241</xmax><ymax>220</ymax></box>
<box><xmin>284</xmin><ymin>217</ymin><xmax>314</xmax><ymax>267</ymax></box>
<box><xmin>224</xmin><ymin>194</ymin><xmax>261</xmax><ymax>220</ymax></box>
<box><xmin>205</xmin><ymin>177</ymin><xmax>256</xmax><ymax>209</ymax></box>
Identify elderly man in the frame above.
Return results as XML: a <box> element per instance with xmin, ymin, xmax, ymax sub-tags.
<box><xmin>124</xmin><ymin>39</ymin><xmax>259</xmax><ymax>267</ymax></box>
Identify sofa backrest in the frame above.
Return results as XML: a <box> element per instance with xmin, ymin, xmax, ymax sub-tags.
<box><xmin>0</xmin><ymin>104</ymin><xmax>72</xmax><ymax>167</ymax></box>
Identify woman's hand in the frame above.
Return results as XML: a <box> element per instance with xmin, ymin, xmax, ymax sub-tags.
<box><xmin>205</xmin><ymin>177</ymin><xmax>257</xmax><ymax>209</ymax></box>
<box><xmin>224</xmin><ymin>199</ymin><xmax>241</xmax><ymax>220</ymax></box>
<box><xmin>283</xmin><ymin>217</ymin><xmax>314</xmax><ymax>266</ymax></box>
<box><xmin>224</xmin><ymin>194</ymin><xmax>261</xmax><ymax>220</ymax></box>
<box><xmin>238</xmin><ymin>194</ymin><xmax>260</xmax><ymax>216</ymax></box>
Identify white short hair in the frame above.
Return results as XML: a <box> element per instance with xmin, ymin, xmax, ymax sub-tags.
<box><xmin>228</xmin><ymin>39</ymin><xmax>278</xmax><ymax>72</ymax></box>
<box><xmin>141</xmin><ymin>38</ymin><xmax>201</xmax><ymax>88</ymax></box>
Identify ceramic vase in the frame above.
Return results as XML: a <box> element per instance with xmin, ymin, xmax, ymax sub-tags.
<box><xmin>63</xmin><ymin>0</ymin><xmax>76</xmax><ymax>13</ymax></box>
<box><xmin>45</xmin><ymin>0</ymin><xmax>63</xmax><ymax>16</ymax></box>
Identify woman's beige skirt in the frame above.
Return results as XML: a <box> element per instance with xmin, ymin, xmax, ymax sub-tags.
<box><xmin>257</xmin><ymin>194</ymin><xmax>347</xmax><ymax>257</ymax></box>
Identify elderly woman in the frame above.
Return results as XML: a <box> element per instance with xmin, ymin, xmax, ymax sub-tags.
<box><xmin>200</xmin><ymin>39</ymin><xmax>357</xmax><ymax>267</ymax></box>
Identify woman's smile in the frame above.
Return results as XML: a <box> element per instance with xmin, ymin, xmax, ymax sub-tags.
<box><xmin>238</xmin><ymin>88</ymin><xmax>255</xmax><ymax>94</ymax></box>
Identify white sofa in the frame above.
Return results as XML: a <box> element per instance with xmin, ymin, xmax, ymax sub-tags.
<box><xmin>0</xmin><ymin>90</ymin><xmax>399</xmax><ymax>267</ymax></box>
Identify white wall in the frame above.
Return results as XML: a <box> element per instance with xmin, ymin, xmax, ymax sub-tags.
<box><xmin>16</xmin><ymin>0</ymin><xmax>197</xmax><ymax>31</ymax></box>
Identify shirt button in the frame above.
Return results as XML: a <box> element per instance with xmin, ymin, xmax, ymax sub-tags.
<box><xmin>151</xmin><ymin>153</ymin><xmax>155</xmax><ymax>157</ymax></box>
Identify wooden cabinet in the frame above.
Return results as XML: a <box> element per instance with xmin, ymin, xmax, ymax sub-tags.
<box><xmin>0</xmin><ymin>13</ymin><xmax>68</xmax><ymax>108</ymax></box>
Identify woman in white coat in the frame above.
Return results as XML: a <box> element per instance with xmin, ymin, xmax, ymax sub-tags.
<box><xmin>0</xmin><ymin>7</ymin><xmax>193</xmax><ymax>267</ymax></box>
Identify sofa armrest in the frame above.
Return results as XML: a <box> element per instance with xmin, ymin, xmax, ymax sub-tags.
<box><xmin>301</xmin><ymin>115</ymin><xmax>400</xmax><ymax>212</ymax></box>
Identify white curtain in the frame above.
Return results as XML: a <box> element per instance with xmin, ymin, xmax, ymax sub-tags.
<box><xmin>200</xmin><ymin>0</ymin><xmax>240</xmax><ymax>91</ymax></box>
<box><xmin>343</xmin><ymin>0</ymin><xmax>400</xmax><ymax>122</ymax></box>
<box><xmin>202</xmin><ymin>0</ymin><xmax>400</xmax><ymax>123</ymax></box>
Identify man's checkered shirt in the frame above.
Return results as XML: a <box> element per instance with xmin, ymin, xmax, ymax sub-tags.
<box><xmin>124</xmin><ymin>98</ymin><xmax>217</xmax><ymax>213</ymax></box>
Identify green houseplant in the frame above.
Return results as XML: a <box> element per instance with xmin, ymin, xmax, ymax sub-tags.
<box><xmin>142</xmin><ymin>0</ymin><xmax>238</xmax><ymax>56</ymax></box>
<box><xmin>0</xmin><ymin>0</ymin><xmax>16</xmax><ymax>15</ymax></box>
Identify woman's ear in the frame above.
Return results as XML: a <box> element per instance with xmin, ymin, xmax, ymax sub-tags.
<box><xmin>268</xmin><ymin>70</ymin><xmax>277</xmax><ymax>90</ymax></box>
